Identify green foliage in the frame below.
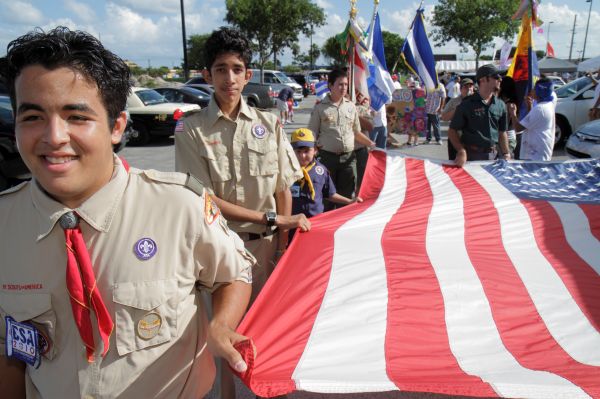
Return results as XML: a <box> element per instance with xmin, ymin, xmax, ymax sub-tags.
<box><xmin>283</xmin><ymin>65</ymin><xmax>302</xmax><ymax>73</ymax></box>
<box><xmin>225</xmin><ymin>0</ymin><xmax>325</xmax><ymax>73</ymax></box>
<box><xmin>535</xmin><ymin>50</ymin><xmax>545</xmax><ymax>59</ymax></box>
<box><xmin>187</xmin><ymin>34</ymin><xmax>210</xmax><ymax>70</ymax></box>
<box><xmin>322</xmin><ymin>36</ymin><xmax>347</xmax><ymax>67</ymax></box>
<box><xmin>431</xmin><ymin>0</ymin><xmax>519</xmax><ymax>66</ymax></box>
<box><xmin>480</xmin><ymin>54</ymin><xmax>493</xmax><ymax>60</ymax></box>
<box><xmin>381</xmin><ymin>31</ymin><xmax>406</xmax><ymax>74</ymax></box>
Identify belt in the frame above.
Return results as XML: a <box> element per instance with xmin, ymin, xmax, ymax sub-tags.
<box><xmin>320</xmin><ymin>149</ymin><xmax>353</xmax><ymax>156</ymax></box>
<box><xmin>237</xmin><ymin>228</ymin><xmax>278</xmax><ymax>242</ymax></box>
<box><xmin>466</xmin><ymin>144</ymin><xmax>496</xmax><ymax>153</ymax></box>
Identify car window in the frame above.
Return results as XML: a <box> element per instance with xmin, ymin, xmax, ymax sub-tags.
<box><xmin>186</xmin><ymin>77</ymin><xmax>206</xmax><ymax>84</ymax></box>
<box><xmin>135</xmin><ymin>89</ymin><xmax>168</xmax><ymax>105</ymax></box>
<box><xmin>581</xmin><ymin>89</ymin><xmax>596</xmax><ymax>100</ymax></box>
<box><xmin>555</xmin><ymin>76</ymin><xmax>593</xmax><ymax>99</ymax></box>
<box><xmin>275</xmin><ymin>72</ymin><xmax>294</xmax><ymax>83</ymax></box>
<box><xmin>0</xmin><ymin>97</ymin><xmax>14</xmax><ymax>123</ymax></box>
<box><xmin>181</xmin><ymin>87</ymin><xmax>210</xmax><ymax>99</ymax></box>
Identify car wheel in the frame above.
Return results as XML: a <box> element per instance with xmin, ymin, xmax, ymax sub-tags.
<box><xmin>127</xmin><ymin>123</ymin><xmax>150</xmax><ymax>146</ymax></box>
<box><xmin>554</xmin><ymin>115</ymin><xmax>571</xmax><ymax>147</ymax></box>
<box><xmin>247</xmin><ymin>98</ymin><xmax>257</xmax><ymax>108</ymax></box>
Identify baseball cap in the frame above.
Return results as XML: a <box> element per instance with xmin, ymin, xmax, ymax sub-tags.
<box><xmin>475</xmin><ymin>64</ymin><xmax>501</xmax><ymax>81</ymax></box>
<box><xmin>460</xmin><ymin>78</ymin><xmax>474</xmax><ymax>87</ymax></box>
<box><xmin>291</xmin><ymin>128</ymin><xmax>315</xmax><ymax>148</ymax></box>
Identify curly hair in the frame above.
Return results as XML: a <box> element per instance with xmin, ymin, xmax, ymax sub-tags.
<box><xmin>204</xmin><ymin>27</ymin><xmax>252</xmax><ymax>70</ymax></box>
<box><xmin>1</xmin><ymin>26</ymin><xmax>131</xmax><ymax>126</ymax></box>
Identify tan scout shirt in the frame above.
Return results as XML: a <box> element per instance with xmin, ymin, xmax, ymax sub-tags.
<box><xmin>308</xmin><ymin>94</ymin><xmax>361</xmax><ymax>154</ymax></box>
<box><xmin>175</xmin><ymin>96</ymin><xmax>302</xmax><ymax>234</ymax></box>
<box><xmin>0</xmin><ymin>157</ymin><xmax>254</xmax><ymax>399</ymax></box>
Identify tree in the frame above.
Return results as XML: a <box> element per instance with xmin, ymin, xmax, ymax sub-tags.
<box><xmin>381</xmin><ymin>31</ymin><xmax>406</xmax><ymax>74</ymax></box>
<box><xmin>225</xmin><ymin>0</ymin><xmax>325</xmax><ymax>75</ymax></box>
<box><xmin>431</xmin><ymin>0</ymin><xmax>519</xmax><ymax>69</ymax></box>
<box><xmin>322</xmin><ymin>36</ymin><xmax>347</xmax><ymax>67</ymax></box>
<box><xmin>186</xmin><ymin>34</ymin><xmax>210</xmax><ymax>70</ymax></box>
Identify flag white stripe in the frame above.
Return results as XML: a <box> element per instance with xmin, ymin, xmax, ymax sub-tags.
<box><xmin>406</xmin><ymin>33</ymin><xmax>435</xmax><ymax>90</ymax></box>
<box><xmin>426</xmin><ymin>161</ymin><xmax>590</xmax><ymax>398</ymax></box>
<box><xmin>467</xmin><ymin>165</ymin><xmax>600</xmax><ymax>367</ymax></box>
<box><xmin>549</xmin><ymin>201</ymin><xmax>600</xmax><ymax>275</ymax></box>
<box><xmin>292</xmin><ymin>156</ymin><xmax>406</xmax><ymax>392</ymax></box>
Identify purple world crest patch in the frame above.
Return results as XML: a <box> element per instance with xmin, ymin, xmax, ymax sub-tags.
<box><xmin>134</xmin><ymin>238</ymin><xmax>157</xmax><ymax>260</ymax></box>
<box><xmin>252</xmin><ymin>124</ymin><xmax>267</xmax><ymax>139</ymax></box>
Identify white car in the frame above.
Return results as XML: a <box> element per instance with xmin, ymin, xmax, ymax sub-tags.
<box><xmin>565</xmin><ymin>119</ymin><xmax>600</xmax><ymax>158</ymax></box>
<box><xmin>126</xmin><ymin>87</ymin><xmax>200</xmax><ymax>145</ymax></box>
<box><xmin>554</xmin><ymin>76</ymin><xmax>596</xmax><ymax>145</ymax></box>
<box><xmin>250</xmin><ymin>69</ymin><xmax>303</xmax><ymax>102</ymax></box>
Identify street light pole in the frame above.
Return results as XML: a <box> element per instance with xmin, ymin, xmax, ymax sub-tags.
<box><xmin>180</xmin><ymin>0</ymin><xmax>189</xmax><ymax>81</ymax></box>
<box><xmin>583</xmin><ymin>0</ymin><xmax>593</xmax><ymax>60</ymax></box>
<box><xmin>546</xmin><ymin>21</ymin><xmax>554</xmax><ymax>43</ymax></box>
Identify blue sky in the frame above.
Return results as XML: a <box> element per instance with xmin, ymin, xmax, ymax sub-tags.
<box><xmin>0</xmin><ymin>0</ymin><xmax>597</xmax><ymax>68</ymax></box>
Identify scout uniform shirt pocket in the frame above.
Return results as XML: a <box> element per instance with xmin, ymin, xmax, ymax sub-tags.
<box><xmin>0</xmin><ymin>292</ymin><xmax>57</xmax><ymax>361</ymax></box>
<box><xmin>203</xmin><ymin>143</ymin><xmax>232</xmax><ymax>183</ymax></box>
<box><xmin>112</xmin><ymin>279</ymin><xmax>178</xmax><ymax>356</ymax></box>
<box><xmin>247</xmin><ymin>138</ymin><xmax>278</xmax><ymax>176</ymax></box>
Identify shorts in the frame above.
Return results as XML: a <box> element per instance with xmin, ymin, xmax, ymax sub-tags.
<box><xmin>277</xmin><ymin>99</ymin><xmax>288</xmax><ymax>112</ymax></box>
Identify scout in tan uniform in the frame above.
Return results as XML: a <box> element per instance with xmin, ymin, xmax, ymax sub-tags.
<box><xmin>308</xmin><ymin>68</ymin><xmax>374</xmax><ymax>210</ymax></box>
<box><xmin>0</xmin><ymin>27</ymin><xmax>253</xmax><ymax>398</ymax></box>
<box><xmin>175</xmin><ymin>28</ymin><xmax>310</xmax><ymax>301</ymax></box>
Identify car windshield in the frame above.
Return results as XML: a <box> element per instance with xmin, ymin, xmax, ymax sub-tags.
<box><xmin>0</xmin><ymin>97</ymin><xmax>14</xmax><ymax>123</ymax></box>
<box><xmin>275</xmin><ymin>72</ymin><xmax>294</xmax><ymax>83</ymax></box>
<box><xmin>136</xmin><ymin>89</ymin><xmax>168</xmax><ymax>105</ymax></box>
<box><xmin>555</xmin><ymin>76</ymin><xmax>593</xmax><ymax>99</ymax></box>
<box><xmin>182</xmin><ymin>87</ymin><xmax>210</xmax><ymax>99</ymax></box>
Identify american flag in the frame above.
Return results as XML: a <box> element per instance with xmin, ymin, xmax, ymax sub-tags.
<box><xmin>234</xmin><ymin>151</ymin><xmax>600</xmax><ymax>398</ymax></box>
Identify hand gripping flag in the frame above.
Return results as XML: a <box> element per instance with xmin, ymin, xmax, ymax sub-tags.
<box><xmin>401</xmin><ymin>8</ymin><xmax>439</xmax><ymax>91</ymax></box>
<box><xmin>234</xmin><ymin>151</ymin><xmax>600</xmax><ymax>398</ymax></box>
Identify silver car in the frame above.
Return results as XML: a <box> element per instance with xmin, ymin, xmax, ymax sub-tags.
<box><xmin>565</xmin><ymin>119</ymin><xmax>600</xmax><ymax>158</ymax></box>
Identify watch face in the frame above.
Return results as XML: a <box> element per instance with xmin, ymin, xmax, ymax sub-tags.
<box><xmin>266</xmin><ymin>211</ymin><xmax>277</xmax><ymax>225</ymax></box>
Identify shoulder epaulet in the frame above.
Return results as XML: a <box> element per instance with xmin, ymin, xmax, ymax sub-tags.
<box><xmin>0</xmin><ymin>181</ymin><xmax>29</xmax><ymax>197</ymax></box>
<box><xmin>141</xmin><ymin>170</ymin><xmax>205</xmax><ymax>197</ymax></box>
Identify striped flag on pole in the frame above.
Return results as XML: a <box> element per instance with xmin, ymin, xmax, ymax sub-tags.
<box><xmin>234</xmin><ymin>151</ymin><xmax>600</xmax><ymax>398</ymax></box>
<box><xmin>400</xmin><ymin>8</ymin><xmax>439</xmax><ymax>91</ymax></box>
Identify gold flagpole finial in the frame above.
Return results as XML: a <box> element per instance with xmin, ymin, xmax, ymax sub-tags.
<box><xmin>374</xmin><ymin>0</ymin><xmax>380</xmax><ymax>5</ymax></box>
<box><xmin>350</xmin><ymin>0</ymin><xmax>357</xmax><ymax>20</ymax></box>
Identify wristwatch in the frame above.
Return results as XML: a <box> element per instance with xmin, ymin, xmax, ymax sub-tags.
<box><xmin>265</xmin><ymin>211</ymin><xmax>277</xmax><ymax>226</ymax></box>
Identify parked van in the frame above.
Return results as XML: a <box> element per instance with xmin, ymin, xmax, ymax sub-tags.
<box><xmin>250</xmin><ymin>69</ymin><xmax>303</xmax><ymax>102</ymax></box>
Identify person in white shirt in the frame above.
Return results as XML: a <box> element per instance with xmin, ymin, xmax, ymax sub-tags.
<box><xmin>508</xmin><ymin>78</ymin><xmax>556</xmax><ymax>161</ymax></box>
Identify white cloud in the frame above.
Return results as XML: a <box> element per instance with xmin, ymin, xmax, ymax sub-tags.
<box><xmin>0</xmin><ymin>0</ymin><xmax>43</xmax><ymax>25</ymax></box>
<box><xmin>112</xmin><ymin>0</ymin><xmax>196</xmax><ymax>14</ymax></box>
<box><xmin>315</xmin><ymin>0</ymin><xmax>332</xmax><ymax>9</ymax></box>
<box><xmin>64</xmin><ymin>0</ymin><xmax>96</xmax><ymax>23</ymax></box>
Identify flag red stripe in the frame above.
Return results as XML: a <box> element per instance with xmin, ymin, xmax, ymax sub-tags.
<box><xmin>447</xmin><ymin>169</ymin><xmax>599</xmax><ymax>396</ymax></box>
<box><xmin>521</xmin><ymin>200</ymin><xmax>600</xmax><ymax>332</ymax></box>
<box><xmin>359</xmin><ymin>150</ymin><xmax>387</xmax><ymax>200</ymax></box>
<box><xmin>580</xmin><ymin>204</ymin><xmax>600</xmax><ymax>243</ymax></box>
<box><xmin>383</xmin><ymin>159</ymin><xmax>497</xmax><ymax>396</ymax></box>
<box><xmin>235</xmin><ymin>153</ymin><xmax>388</xmax><ymax>397</ymax></box>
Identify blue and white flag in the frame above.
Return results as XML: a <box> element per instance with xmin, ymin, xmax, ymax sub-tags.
<box><xmin>315</xmin><ymin>80</ymin><xmax>330</xmax><ymax>100</ymax></box>
<box><xmin>366</xmin><ymin>13</ymin><xmax>395</xmax><ymax>111</ymax></box>
<box><xmin>401</xmin><ymin>8</ymin><xmax>439</xmax><ymax>91</ymax></box>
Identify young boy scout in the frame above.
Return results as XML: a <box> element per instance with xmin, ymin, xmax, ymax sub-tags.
<box><xmin>175</xmin><ymin>27</ymin><xmax>310</xmax><ymax>302</ymax></box>
<box><xmin>0</xmin><ymin>27</ymin><xmax>254</xmax><ymax>398</ymax></box>
<box><xmin>290</xmin><ymin>128</ymin><xmax>361</xmax><ymax>227</ymax></box>
<box><xmin>307</xmin><ymin>68</ymin><xmax>374</xmax><ymax>210</ymax></box>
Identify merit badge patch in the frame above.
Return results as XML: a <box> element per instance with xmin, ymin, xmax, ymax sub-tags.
<box><xmin>5</xmin><ymin>316</ymin><xmax>41</xmax><ymax>368</ymax></box>
<box><xmin>252</xmin><ymin>124</ymin><xmax>267</xmax><ymax>139</ymax></box>
<box><xmin>291</xmin><ymin>184</ymin><xmax>300</xmax><ymax>198</ymax></box>
<box><xmin>205</xmin><ymin>195</ymin><xmax>220</xmax><ymax>225</ymax></box>
<box><xmin>315</xmin><ymin>165</ymin><xmax>325</xmax><ymax>176</ymax></box>
<box><xmin>134</xmin><ymin>238</ymin><xmax>157</xmax><ymax>260</ymax></box>
<box><xmin>137</xmin><ymin>312</ymin><xmax>162</xmax><ymax>340</ymax></box>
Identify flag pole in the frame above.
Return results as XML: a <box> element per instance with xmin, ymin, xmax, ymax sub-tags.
<box><xmin>349</xmin><ymin>0</ymin><xmax>357</xmax><ymax>102</ymax></box>
<box><xmin>366</xmin><ymin>0</ymin><xmax>380</xmax><ymax>55</ymax></box>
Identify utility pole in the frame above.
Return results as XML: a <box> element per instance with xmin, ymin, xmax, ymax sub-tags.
<box><xmin>569</xmin><ymin>14</ymin><xmax>577</xmax><ymax>61</ymax></box>
<box><xmin>309</xmin><ymin>25</ymin><xmax>313</xmax><ymax>71</ymax></box>
<box><xmin>583</xmin><ymin>0</ymin><xmax>593</xmax><ymax>60</ymax></box>
<box><xmin>180</xmin><ymin>0</ymin><xmax>189</xmax><ymax>81</ymax></box>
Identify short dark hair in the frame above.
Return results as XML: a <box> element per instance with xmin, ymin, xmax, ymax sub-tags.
<box><xmin>328</xmin><ymin>68</ymin><xmax>348</xmax><ymax>86</ymax></box>
<box><xmin>204</xmin><ymin>27</ymin><xmax>252</xmax><ymax>70</ymax></box>
<box><xmin>1</xmin><ymin>26</ymin><xmax>131</xmax><ymax>126</ymax></box>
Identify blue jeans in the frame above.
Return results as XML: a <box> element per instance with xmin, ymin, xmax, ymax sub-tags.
<box><xmin>369</xmin><ymin>126</ymin><xmax>387</xmax><ymax>149</ymax></box>
<box><xmin>426</xmin><ymin>113</ymin><xmax>440</xmax><ymax>142</ymax></box>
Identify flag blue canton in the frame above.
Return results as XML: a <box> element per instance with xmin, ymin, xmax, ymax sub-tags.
<box><xmin>484</xmin><ymin>160</ymin><xmax>600</xmax><ymax>204</ymax></box>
